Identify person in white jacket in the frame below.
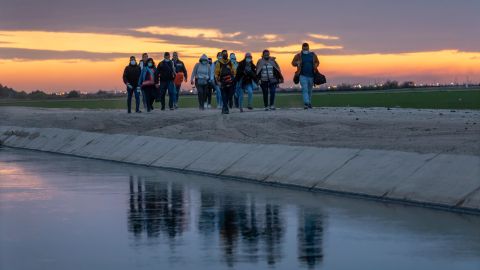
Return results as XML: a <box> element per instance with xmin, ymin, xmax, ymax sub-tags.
<box><xmin>191</xmin><ymin>54</ymin><xmax>211</xmax><ymax>110</ymax></box>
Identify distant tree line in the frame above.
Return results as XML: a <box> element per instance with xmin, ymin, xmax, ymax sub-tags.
<box><xmin>1</xmin><ymin>81</ymin><xmax>477</xmax><ymax>100</ymax></box>
<box><xmin>0</xmin><ymin>84</ymin><xmax>126</xmax><ymax>100</ymax></box>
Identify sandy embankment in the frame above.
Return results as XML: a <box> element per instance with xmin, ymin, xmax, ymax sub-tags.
<box><xmin>1</xmin><ymin>106</ymin><xmax>479</xmax><ymax>155</ymax></box>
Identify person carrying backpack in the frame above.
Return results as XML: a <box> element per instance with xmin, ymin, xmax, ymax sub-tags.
<box><xmin>292</xmin><ymin>43</ymin><xmax>320</xmax><ymax>109</ymax></box>
<box><xmin>156</xmin><ymin>52</ymin><xmax>177</xmax><ymax>110</ymax></box>
<box><xmin>138</xmin><ymin>58</ymin><xmax>157</xmax><ymax>112</ymax></box>
<box><xmin>191</xmin><ymin>54</ymin><xmax>211</xmax><ymax>110</ymax></box>
<box><xmin>214</xmin><ymin>50</ymin><xmax>237</xmax><ymax>114</ymax></box>
<box><xmin>256</xmin><ymin>49</ymin><xmax>283</xmax><ymax>111</ymax></box>
<box><xmin>235</xmin><ymin>52</ymin><xmax>257</xmax><ymax>112</ymax></box>
<box><xmin>172</xmin><ymin>52</ymin><xmax>188</xmax><ymax>109</ymax></box>
<box><xmin>122</xmin><ymin>56</ymin><xmax>142</xmax><ymax>113</ymax></box>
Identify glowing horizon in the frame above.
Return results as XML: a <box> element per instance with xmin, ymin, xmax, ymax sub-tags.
<box><xmin>0</xmin><ymin>0</ymin><xmax>478</xmax><ymax>93</ymax></box>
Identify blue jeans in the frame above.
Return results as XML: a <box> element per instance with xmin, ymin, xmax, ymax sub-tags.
<box><xmin>127</xmin><ymin>87</ymin><xmax>140</xmax><ymax>113</ymax></box>
<box><xmin>300</xmin><ymin>75</ymin><xmax>314</xmax><ymax>105</ymax></box>
<box><xmin>141</xmin><ymin>89</ymin><xmax>147</xmax><ymax>110</ymax></box>
<box><xmin>214</xmin><ymin>83</ymin><xmax>222</xmax><ymax>107</ymax></box>
<box><xmin>238</xmin><ymin>83</ymin><xmax>254</xmax><ymax>108</ymax></box>
<box><xmin>159</xmin><ymin>80</ymin><xmax>176</xmax><ymax>109</ymax></box>
<box><xmin>260</xmin><ymin>82</ymin><xmax>277</xmax><ymax>107</ymax></box>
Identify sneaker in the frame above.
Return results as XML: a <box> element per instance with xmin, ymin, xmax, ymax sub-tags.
<box><xmin>270</xmin><ymin>106</ymin><xmax>276</xmax><ymax>111</ymax></box>
<box><xmin>308</xmin><ymin>104</ymin><xmax>313</xmax><ymax>109</ymax></box>
<box><xmin>161</xmin><ymin>107</ymin><xmax>165</xmax><ymax>111</ymax></box>
<box><xmin>304</xmin><ymin>104</ymin><xmax>309</xmax><ymax>110</ymax></box>
<box><xmin>207</xmin><ymin>104</ymin><xmax>211</xmax><ymax>109</ymax></box>
<box><xmin>136</xmin><ymin>110</ymin><xmax>142</xmax><ymax>113</ymax></box>
<box><xmin>204</xmin><ymin>104</ymin><xmax>207</xmax><ymax>109</ymax></box>
<box><xmin>170</xmin><ymin>107</ymin><xmax>174</xmax><ymax>111</ymax></box>
<box><xmin>248</xmin><ymin>106</ymin><xmax>253</xmax><ymax>110</ymax></box>
<box><xmin>264</xmin><ymin>107</ymin><xmax>269</xmax><ymax>111</ymax></box>
<box><xmin>240</xmin><ymin>108</ymin><xmax>244</xmax><ymax>113</ymax></box>
<box><xmin>128</xmin><ymin>111</ymin><xmax>131</xmax><ymax>114</ymax></box>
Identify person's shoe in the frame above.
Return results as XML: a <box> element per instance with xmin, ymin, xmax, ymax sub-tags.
<box><xmin>175</xmin><ymin>104</ymin><xmax>179</xmax><ymax>109</ymax></box>
<box><xmin>204</xmin><ymin>104</ymin><xmax>207</xmax><ymax>109</ymax></box>
<box><xmin>264</xmin><ymin>107</ymin><xmax>269</xmax><ymax>111</ymax></box>
<box><xmin>308</xmin><ymin>104</ymin><xmax>313</xmax><ymax>109</ymax></box>
<box><xmin>247</xmin><ymin>106</ymin><xmax>253</xmax><ymax>110</ymax></box>
<box><xmin>147</xmin><ymin>109</ymin><xmax>151</xmax><ymax>112</ymax></box>
<box><xmin>270</xmin><ymin>106</ymin><xmax>276</xmax><ymax>111</ymax></box>
<box><xmin>161</xmin><ymin>107</ymin><xmax>165</xmax><ymax>111</ymax></box>
<box><xmin>207</xmin><ymin>104</ymin><xmax>211</xmax><ymax>109</ymax></box>
<box><xmin>136</xmin><ymin>110</ymin><xmax>142</xmax><ymax>113</ymax></box>
<box><xmin>170</xmin><ymin>107</ymin><xmax>174</xmax><ymax>111</ymax></box>
<box><xmin>304</xmin><ymin>104</ymin><xmax>309</xmax><ymax>110</ymax></box>
<box><xmin>240</xmin><ymin>108</ymin><xmax>244</xmax><ymax>113</ymax></box>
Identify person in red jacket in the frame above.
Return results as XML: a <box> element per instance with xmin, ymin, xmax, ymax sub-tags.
<box><xmin>172</xmin><ymin>52</ymin><xmax>188</xmax><ymax>109</ymax></box>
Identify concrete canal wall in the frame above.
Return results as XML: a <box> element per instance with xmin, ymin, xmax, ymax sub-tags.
<box><xmin>1</xmin><ymin>125</ymin><xmax>479</xmax><ymax>213</ymax></box>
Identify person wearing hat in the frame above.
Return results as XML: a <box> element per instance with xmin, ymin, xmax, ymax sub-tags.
<box><xmin>214</xmin><ymin>50</ymin><xmax>236</xmax><ymax>114</ymax></box>
<box><xmin>292</xmin><ymin>42</ymin><xmax>320</xmax><ymax>109</ymax></box>
<box><xmin>235</xmin><ymin>52</ymin><xmax>257</xmax><ymax>111</ymax></box>
<box><xmin>191</xmin><ymin>54</ymin><xmax>211</xmax><ymax>110</ymax></box>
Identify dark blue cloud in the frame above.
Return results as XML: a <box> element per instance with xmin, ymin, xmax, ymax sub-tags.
<box><xmin>0</xmin><ymin>0</ymin><xmax>478</xmax><ymax>53</ymax></box>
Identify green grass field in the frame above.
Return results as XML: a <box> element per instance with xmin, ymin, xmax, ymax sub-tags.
<box><xmin>1</xmin><ymin>89</ymin><xmax>479</xmax><ymax>110</ymax></box>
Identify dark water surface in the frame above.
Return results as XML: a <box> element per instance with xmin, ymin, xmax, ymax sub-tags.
<box><xmin>1</xmin><ymin>148</ymin><xmax>479</xmax><ymax>270</ymax></box>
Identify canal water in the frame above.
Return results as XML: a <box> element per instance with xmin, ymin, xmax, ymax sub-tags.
<box><xmin>1</xmin><ymin>148</ymin><xmax>479</xmax><ymax>270</ymax></box>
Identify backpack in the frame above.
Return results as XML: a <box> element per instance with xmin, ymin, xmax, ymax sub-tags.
<box><xmin>219</xmin><ymin>62</ymin><xmax>233</xmax><ymax>87</ymax></box>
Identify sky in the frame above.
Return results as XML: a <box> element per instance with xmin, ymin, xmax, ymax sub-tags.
<box><xmin>0</xmin><ymin>0</ymin><xmax>479</xmax><ymax>93</ymax></box>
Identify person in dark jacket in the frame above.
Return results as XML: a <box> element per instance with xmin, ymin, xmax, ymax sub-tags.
<box><xmin>138</xmin><ymin>58</ymin><xmax>157</xmax><ymax>112</ymax></box>
<box><xmin>235</xmin><ymin>52</ymin><xmax>257</xmax><ymax>112</ymax></box>
<box><xmin>172</xmin><ymin>52</ymin><xmax>188</xmax><ymax>108</ymax></box>
<box><xmin>123</xmin><ymin>56</ymin><xmax>142</xmax><ymax>113</ymax></box>
<box><xmin>156</xmin><ymin>52</ymin><xmax>177</xmax><ymax>110</ymax></box>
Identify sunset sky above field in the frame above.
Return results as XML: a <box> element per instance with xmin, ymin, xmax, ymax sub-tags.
<box><xmin>0</xmin><ymin>0</ymin><xmax>479</xmax><ymax>92</ymax></box>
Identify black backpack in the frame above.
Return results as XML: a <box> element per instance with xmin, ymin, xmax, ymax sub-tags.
<box><xmin>219</xmin><ymin>62</ymin><xmax>233</xmax><ymax>87</ymax></box>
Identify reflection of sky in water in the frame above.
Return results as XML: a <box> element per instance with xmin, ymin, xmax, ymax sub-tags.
<box><xmin>1</xmin><ymin>148</ymin><xmax>480</xmax><ymax>270</ymax></box>
<box><xmin>0</xmin><ymin>162</ymin><xmax>52</xmax><ymax>203</ymax></box>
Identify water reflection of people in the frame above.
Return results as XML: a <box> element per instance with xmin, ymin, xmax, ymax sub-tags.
<box><xmin>127</xmin><ymin>178</ymin><xmax>324</xmax><ymax>268</ymax></box>
<box><xmin>298</xmin><ymin>209</ymin><xmax>324</xmax><ymax>268</ymax></box>
<box><xmin>127</xmin><ymin>177</ymin><xmax>187</xmax><ymax>240</ymax></box>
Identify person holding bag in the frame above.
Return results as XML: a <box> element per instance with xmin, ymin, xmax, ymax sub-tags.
<box><xmin>138</xmin><ymin>58</ymin><xmax>157</xmax><ymax>112</ymax></box>
<box><xmin>292</xmin><ymin>43</ymin><xmax>322</xmax><ymax>109</ymax></box>
<box><xmin>256</xmin><ymin>50</ymin><xmax>283</xmax><ymax>111</ymax></box>
<box><xmin>191</xmin><ymin>54</ymin><xmax>211</xmax><ymax>110</ymax></box>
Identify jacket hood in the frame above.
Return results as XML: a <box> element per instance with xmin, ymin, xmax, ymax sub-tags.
<box><xmin>219</xmin><ymin>58</ymin><xmax>230</xmax><ymax>65</ymax></box>
<box><xmin>199</xmin><ymin>54</ymin><xmax>208</xmax><ymax>62</ymax></box>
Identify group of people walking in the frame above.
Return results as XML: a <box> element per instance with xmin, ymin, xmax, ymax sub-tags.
<box><xmin>122</xmin><ymin>43</ymin><xmax>322</xmax><ymax>114</ymax></box>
